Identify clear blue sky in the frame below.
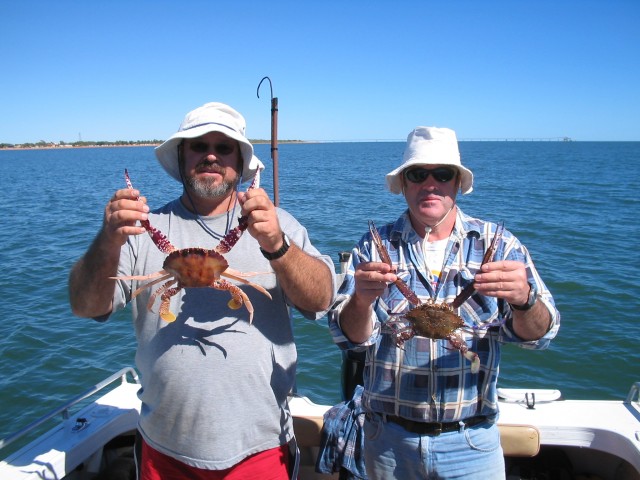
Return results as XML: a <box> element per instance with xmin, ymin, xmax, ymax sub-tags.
<box><xmin>2</xmin><ymin>0</ymin><xmax>638</xmax><ymax>143</ymax></box>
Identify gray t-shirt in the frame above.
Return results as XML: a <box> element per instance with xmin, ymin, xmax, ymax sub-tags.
<box><xmin>111</xmin><ymin>198</ymin><xmax>335</xmax><ymax>469</ymax></box>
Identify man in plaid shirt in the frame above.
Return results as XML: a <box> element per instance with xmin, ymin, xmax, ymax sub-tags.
<box><xmin>328</xmin><ymin>126</ymin><xmax>560</xmax><ymax>479</ymax></box>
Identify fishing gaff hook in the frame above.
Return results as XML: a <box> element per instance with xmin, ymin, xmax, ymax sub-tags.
<box><xmin>257</xmin><ymin>76</ymin><xmax>273</xmax><ymax>100</ymax></box>
<box><xmin>257</xmin><ymin>76</ymin><xmax>279</xmax><ymax>206</ymax></box>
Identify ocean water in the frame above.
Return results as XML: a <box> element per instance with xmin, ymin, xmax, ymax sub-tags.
<box><xmin>0</xmin><ymin>141</ymin><xmax>639</xmax><ymax>450</ymax></box>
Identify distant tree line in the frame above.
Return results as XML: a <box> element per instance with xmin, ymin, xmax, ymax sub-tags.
<box><xmin>1</xmin><ymin>139</ymin><xmax>304</xmax><ymax>149</ymax></box>
<box><xmin>0</xmin><ymin>140</ymin><xmax>163</xmax><ymax>149</ymax></box>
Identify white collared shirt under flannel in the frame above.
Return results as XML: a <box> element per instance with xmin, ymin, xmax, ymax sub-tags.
<box><xmin>329</xmin><ymin>209</ymin><xmax>560</xmax><ymax>423</ymax></box>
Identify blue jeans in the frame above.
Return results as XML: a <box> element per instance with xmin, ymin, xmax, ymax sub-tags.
<box><xmin>363</xmin><ymin>413</ymin><xmax>505</xmax><ymax>479</ymax></box>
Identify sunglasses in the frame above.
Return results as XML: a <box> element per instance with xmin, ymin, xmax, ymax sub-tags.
<box><xmin>404</xmin><ymin>167</ymin><xmax>457</xmax><ymax>184</ymax></box>
<box><xmin>185</xmin><ymin>140</ymin><xmax>236</xmax><ymax>156</ymax></box>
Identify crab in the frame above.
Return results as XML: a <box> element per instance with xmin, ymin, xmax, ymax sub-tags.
<box><xmin>112</xmin><ymin>169</ymin><xmax>272</xmax><ymax>324</ymax></box>
<box><xmin>368</xmin><ymin>220</ymin><xmax>504</xmax><ymax>373</ymax></box>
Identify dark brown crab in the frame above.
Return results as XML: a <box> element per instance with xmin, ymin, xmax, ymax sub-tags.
<box><xmin>112</xmin><ymin>169</ymin><xmax>272</xmax><ymax>324</ymax></box>
<box><xmin>368</xmin><ymin>220</ymin><xmax>504</xmax><ymax>373</ymax></box>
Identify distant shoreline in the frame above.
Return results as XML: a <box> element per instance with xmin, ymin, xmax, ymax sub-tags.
<box><xmin>0</xmin><ymin>144</ymin><xmax>159</xmax><ymax>151</ymax></box>
<box><xmin>0</xmin><ymin>140</ymin><xmax>310</xmax><ymax>151</ymax></box>
<box><xmin>7</xmin><ymin>139</ymin><xmax>634</xmax><ymax>151</ymax></box>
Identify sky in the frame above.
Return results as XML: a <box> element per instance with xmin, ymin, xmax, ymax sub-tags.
<box><xmin>1</xmin><ymin>0</ymin><xmax>638</xmax><ymax>143</ymax></box>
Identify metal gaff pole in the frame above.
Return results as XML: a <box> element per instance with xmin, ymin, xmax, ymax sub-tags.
<box><xmin>257</xmin><ymin>76</ymin><xmax>279</xmax><ymax>207</ymax></box>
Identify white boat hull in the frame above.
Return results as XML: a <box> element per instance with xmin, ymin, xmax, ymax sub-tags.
<box><xmin>1</xmin><ymin>370</ymin><xmax>639</xmax><ymax>479</ymax></box>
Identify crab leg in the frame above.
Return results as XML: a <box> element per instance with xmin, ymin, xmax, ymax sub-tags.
<box><xmin>111</xmin><ymin>270</ymin><xmax>169</xmax><ymax>281</ymax></box>
<box><xmin>215</xmin><ymin>169</ymin><xmax>261</xmax><ymax>254</ymax></box>
<box><xmin>150</xmin><ymin>280</ymin><xmax>180</xmax><ymax>322</ymax></box>
<box><xmin>447</xmin><ymin>333</ymin><xmax>480</xmax><ymax>373</ymax></box>
<box><xmin>124</xmin><ymin>169</ymin><xmax>176</xmax><ymax>254</ymax></box>
<box><xmin>368</xmin><ymin>220</ymin><xmax>421</xmax><ymax>306</ymax></box>
<box><xmin>215</xmin><ymin>218</ymin><xmax>249</xmax><ymax>254</ymax></box>
<box><xmin>222</xmin><ymin>270</ymin><xmax>273</xmax><ymax>300</ymax></box>
<box><xmin>131</xmin><ymin>273</ymin><xmax>173</xmax><ymax>299</ymax></box>
<box><xmin>212</xmin><ymin>279</ymin><xmax>256</xmax><ymax>324</ymax></box>
<box><xmin>450</xmin><ymin>222</ymin><xmax>504</xmax><ymax>309</ymax></box>
<box><xmin>110</xmin><ymin>270</ymin><xmax>173</xmax><ymax>299</ymax></box>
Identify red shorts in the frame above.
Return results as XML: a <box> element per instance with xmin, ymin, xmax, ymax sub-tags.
<box><xmin>139</xmin><ymin>437</ymin><xmax>289</xmax><ymax>480</ymax></box>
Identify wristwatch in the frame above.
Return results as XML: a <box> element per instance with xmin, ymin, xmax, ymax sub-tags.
<box><xmin>260</xmin><ymin>234</ymin><xmax>290</xmax><ymax>260</ymax></box>
<box><xmin>510</xmin><ymin>282</ymin><xmax>537</xmax><ymax>311</ymax></box>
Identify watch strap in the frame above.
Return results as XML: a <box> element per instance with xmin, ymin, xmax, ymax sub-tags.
<box><xmin>260</xmin><ymin>234</ymin><xmax>290</xmax><ymax>260</ymax></box>
<box><xmin>510</xmin><ymin>282</ymin><xmax>537</xmax><ymax>311</ymax></box>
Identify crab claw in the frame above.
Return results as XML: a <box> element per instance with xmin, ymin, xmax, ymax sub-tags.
<box><xmin>465</xmin><ymin>351</ymin><xmax>480</xmax><ymax>374</ymax></box>
<box><xmin>124</xmin><ymin>169</ymin><xmax>176</xmax><ymax>254</ymax></box>
<box><xmin>368</xmin><ymin>220</ymin><xmax>421</xmax><ymax>307</ymax></box>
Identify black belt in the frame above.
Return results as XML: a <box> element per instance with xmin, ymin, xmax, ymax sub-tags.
<box><xmin>385</xmin><ymin>415</ymin><xmax>487</xmax><ymax>435</ymax></box>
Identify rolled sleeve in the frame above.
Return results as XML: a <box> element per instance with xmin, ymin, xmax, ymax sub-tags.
<box><xmin>328</xmin><ymin>293</ymin><xmax>380</xmax><ymax>351</ymax></box>
<box><xmin>495</xmin><ymin>241</ymin><xmax>561</xmax><ymax>350</ymax></box>
<box><xmin>499</xmin><ymin>291</ymin><xmax>560</xmax><ymax>349</ymax></box>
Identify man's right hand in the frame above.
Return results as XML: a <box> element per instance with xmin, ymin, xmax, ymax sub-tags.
<box><xmin>352</xmin><ymin>261</ymin><xmax>397</xmax><ymax>306</ymax></box>
<box><xmin>102</xmin><ymin>187</ymin><xmax>150</xmax><ymax>245</ymax></box>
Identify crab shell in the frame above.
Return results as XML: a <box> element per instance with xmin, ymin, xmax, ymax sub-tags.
<box><xmin>163</xmin><ymin>247</ymin><xmax>228</xmax><ymax>287</ymax></box>
<box><xmin>404</xmin><ymin>301</ymin><xmax>465</xmax><ymax>339</ymax></box>
<box><xmin>398</xmin><ymin>301</ymin><xmax>480</xmax><ymax>373</ymax></box>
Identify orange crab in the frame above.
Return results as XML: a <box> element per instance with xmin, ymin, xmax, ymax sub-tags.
<box><xmin>113</xmin><ymin>169</ymin><xmax>272</xmax><ymax>324</ymax></box>
<box><xmin>368</xmin><ymin>220</ymin><xmax>504</xmax><ymax>373</ymax></box>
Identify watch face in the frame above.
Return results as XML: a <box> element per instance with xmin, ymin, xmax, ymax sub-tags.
<box><xmin>527</xmin><ymin>284</ymin><xmax>537</xmax><ymax>306</ymax></box>
<box><xmin>511</xmin><ymin>283</ymin><xmax>536</xmax><ymax>311</ymax></box>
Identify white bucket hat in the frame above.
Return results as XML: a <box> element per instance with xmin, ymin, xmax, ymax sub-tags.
<box><xmin>386</xmin><ymin>126</ymin><xmax>474</xmax><ymax>194</ymax></box>
<box><xmin>155</xmin><ymin>102</ymin><xmax>264</xmax><ymax>184</ymax></box>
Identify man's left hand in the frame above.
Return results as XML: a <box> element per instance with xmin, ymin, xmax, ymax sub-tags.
<box><xmin>473</xmin><ymin>260</ymin><xmax>530</xmax><ymax>306</ymax></box>
<box><xmin>238</xmin><ymin>188</ymin><xmax>283</xmax><ymax>252</ymax></box>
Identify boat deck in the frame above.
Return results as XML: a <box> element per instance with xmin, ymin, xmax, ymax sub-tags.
<box><xmin>498</xmin><ymin>387</ymin><xmax>640</xmax><ymax>478</ymax></box>
<box><xmin>2</xmin><ymin>372</ymin><xmax>639</xmax><ymax>480</ymax></box>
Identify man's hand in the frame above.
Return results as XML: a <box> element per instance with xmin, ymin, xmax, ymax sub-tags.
<box><xmin>103</xmin><ymin>187</ymin><xmax>150</xmax><ymax>246</ymax></box>
<box><xmin>473</xmin><ymin>260</ymin><xmax>530</xmax><ymax>306</ymax></box>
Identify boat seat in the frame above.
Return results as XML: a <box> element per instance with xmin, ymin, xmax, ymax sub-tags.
<box><xmin>293</xmin><ymin>417</ymin><xmax>540</xmax><ymax>457</ymax></box>
<box><xmin>498</xmin><ymin>424</ymin><xmax>540</xmax><ymax>457</ymax></box>
<box><xmin>293</xmin><ymin>415</ymin><xmax>325</xmax><ymax>448</ymax></box>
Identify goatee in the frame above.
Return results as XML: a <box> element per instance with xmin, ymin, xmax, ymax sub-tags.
<box><xmin>185</xmin><ymin>172</ymin><xmax>237</xmax><ymax>198</ymax></box>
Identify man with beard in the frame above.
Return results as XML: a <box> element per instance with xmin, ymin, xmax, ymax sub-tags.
<box><xmin>69</xmin><ymin>102</ymin><xmax>335</xmax><ymax>479</ymax></box>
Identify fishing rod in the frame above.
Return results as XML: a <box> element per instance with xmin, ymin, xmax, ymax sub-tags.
<box><xmin>257</xmin><ymin>76</ymin><xmax>279</xmax><ymax>207</ymax></box>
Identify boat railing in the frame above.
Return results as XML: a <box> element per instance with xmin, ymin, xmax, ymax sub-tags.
<box><xmin>0</xmin><ymin>366</ymin><xmax>139</xmax><ymax>451</ymax></box>
<box><xmin>626</xmin><ymin>382</ymin><xmax>640</xmax><ymax>404</ymax></box>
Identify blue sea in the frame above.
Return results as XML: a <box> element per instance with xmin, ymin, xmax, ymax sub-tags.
<box><xmin>1</xmin><ymin>141</ymin><xmax>639</xmax><ymax>451</ymax></box>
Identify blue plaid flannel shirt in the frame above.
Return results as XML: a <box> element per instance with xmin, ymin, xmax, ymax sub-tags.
<box><xmin>316</xmin><ymin>385</ymin><xmax>367</xmax><ymax>479</ymax></box>
<box><xmin>329</xmin><ymin>209</ymin><xmax>560</xmax><ymax>422</ymax></box>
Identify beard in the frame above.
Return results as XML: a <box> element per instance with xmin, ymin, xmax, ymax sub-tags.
<box><xmin>182</xmin><ymin>163</ymin><xmax>239</xmax><ymax>198</ymax></box>
<box><xmin>185</xmin><ymin>175</ymin><xmax>236</xmax><ymax>198</ymax></box>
